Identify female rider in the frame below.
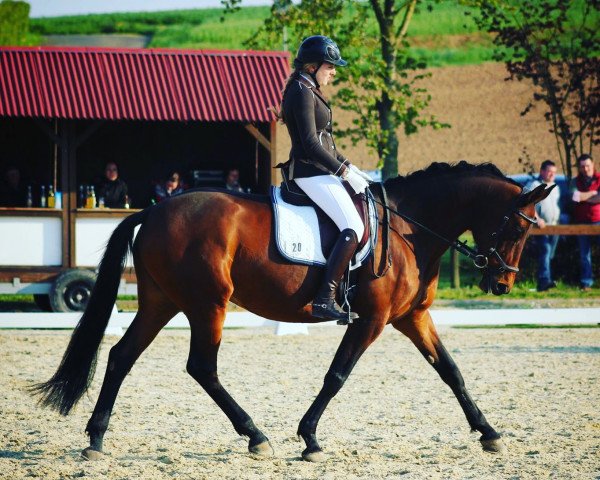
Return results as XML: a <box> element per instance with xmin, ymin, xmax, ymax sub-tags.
<box><xmin>281</xmin><ymin>35</ymin><xmax>372</xmax><ymax>322</ymax></box>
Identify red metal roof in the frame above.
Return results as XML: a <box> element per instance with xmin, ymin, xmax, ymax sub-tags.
<box><xmin>0</xmin><ymin>46</ymin><xmax>290</xmax><ymax>122</ymax></box>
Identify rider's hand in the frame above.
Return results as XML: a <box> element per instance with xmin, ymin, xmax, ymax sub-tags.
<box><xmin>344</xmin><ymin>167</ymin><xmax>369</xmax><ymax>194</ymax></box>
<box><xmin>349</xmin><ymin>164</ymin><xmax>374</xmax><ymax>183</ymax></box>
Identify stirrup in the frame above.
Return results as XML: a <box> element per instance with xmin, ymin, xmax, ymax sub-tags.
<box><xmin>312</xmin><ymin>300</ymin><xmax>359</xmax><ymax>324</ymax></box>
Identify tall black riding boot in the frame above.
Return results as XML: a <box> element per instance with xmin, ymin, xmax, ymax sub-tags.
<box><xmin>311</xmin><ymin>228</ymin><xmax>359</xmax><ymax>322</ymax></box>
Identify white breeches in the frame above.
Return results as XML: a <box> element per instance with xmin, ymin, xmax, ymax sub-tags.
<box><xmin>295</xmin><ymin>175</ymin><xmax>364</xmax><ymax>239</ymax></box>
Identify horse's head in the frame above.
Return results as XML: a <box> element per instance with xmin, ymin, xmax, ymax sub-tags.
<box><xmin>470</xmin><ymin>183</ymin><xmax>555</xmax><ymax>295</ymax></box>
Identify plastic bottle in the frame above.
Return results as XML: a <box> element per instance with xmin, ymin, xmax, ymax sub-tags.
<box><xmin>47</xmin><ymin>185</ymin><xmax>55</xmax><ymax>208</ymax></box>
<box><xmin>26</xmin><ymin>185</ymin><xmax>33</xmax><ymax>208</ymax></box>
<box><xmin>78</xmin><ymin>185</ymin><xmax>85</xmax><ymax>208</ymax></box>
<box><xmin>124</xmin><ymin>195</ymin><xmax>130</xmax><ymax>209</ymax></box>
<box><xmin>90</xmin><ymin>186</ymin><xmax>96</xmax><ymax>208</ymax></box>
<box><xmin>85</xmin><ymin>186</ymin><xmax>93</xmax><ymax>208</ymax></box>
<box><xmin>40</xmin><ymin>185</ymin><xmax>46</xmax><ymax>208</ymax></box>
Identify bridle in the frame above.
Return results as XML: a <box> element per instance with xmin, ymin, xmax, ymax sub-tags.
<box><xmin>368</xmin><ymin>183</ymin><xmax>537</xmax><ymax>277</ymax></box>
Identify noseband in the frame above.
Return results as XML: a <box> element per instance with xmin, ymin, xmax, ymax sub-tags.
<box><xmin>465</xmin><ymin>209</ymin><xmax>537</xmax><ymax>274</ymax></box>
<box><xmin>370</xmin><ymin>185</ymin><xmax>537</xmax><ymax>276</ymax></box>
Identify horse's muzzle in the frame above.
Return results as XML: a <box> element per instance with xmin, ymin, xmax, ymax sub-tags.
<box><xmin>492</xmin><ymin>282</ymin><xmax>510</xmax><ymax>295</ymax></box>
<box><xmin>479</xmin><ymin>275</ymin><xmax>511</xmax><ymax>296</ymax></box>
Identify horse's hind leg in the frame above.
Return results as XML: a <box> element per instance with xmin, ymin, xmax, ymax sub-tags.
<box><xmin>393</xmin><ymin>310</ymin><xmax>505</xmax><ymax>453</ymax></box>
<box><xmin>82</xmin><ymin>273</ymin><xmax>178</xmax><ymax>460</ymax></box>
<box><xmin>185</xmin><ymin>305</ymin><xmax>273</xmax><ymax>457</ymax></box>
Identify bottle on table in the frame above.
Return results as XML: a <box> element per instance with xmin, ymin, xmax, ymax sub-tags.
<box><xmin>88</xmin><ymin>186</ymin><xmax>97</xmax><ymax>208</ymax></box>
<box><xmin>26</xmin><ymin>185</ymin><xmax>33</xmax><ymax>208</ymax></box>
<box><xmin>124</xmin><ymin>195</ymin><xmax>130</xmax><ymax>209</ymax></box>
<box><xmin>40</xmin><ymin>185</ymin><xmax>46</xmax><ymax>207</ymax></box>
<box><xmin>98</xmin><ymin>196</ymin><xmax>105</xmax><ymax>208</ymax></box>
<box><xmin>78</xmin><ymin>185</ymin><xmax>86</xmax><ymax>208</ymax></box>
<box><xmin>47</xmin><ymin>185</ymin><xmax>55</xmax><ymax>208</ymax></box>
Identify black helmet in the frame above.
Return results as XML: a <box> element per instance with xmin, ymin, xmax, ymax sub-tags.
<box><xmin>293</xmin><ymin>35</ymin><xmax>348</xmax><ymax>69</ymax></box>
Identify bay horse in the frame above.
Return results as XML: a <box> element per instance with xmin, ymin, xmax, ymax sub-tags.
<box><xmin>32</xmin><ymin>162</ymin><xmax>553</xmax><ymax>462</ymax></box>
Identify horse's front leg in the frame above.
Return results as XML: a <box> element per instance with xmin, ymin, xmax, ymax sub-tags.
<box><xmin>393</xmin><ymin>310</ymin><xmax>506</xmax><ymax>453</ymax></box>
<box><xmin>297</xmin><ymin>320</ymin><xmax>386</xmax><ymax>462</ymax></box>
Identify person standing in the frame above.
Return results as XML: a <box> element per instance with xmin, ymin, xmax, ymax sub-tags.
<box><xmin>571</xmin><ymin>154</ymin><xmax>600</xmax><ymax>291</ymax></box>
<box><xmin>526</xmin><ymin>160</ymin><xmax>561</xmax><ymax>291</ymax></box>
<box><xmin>97</xmin><ymin>161</ymin><xmax>128</xmax><ymax>208</ymax></box>
<box><xmin>0</xmin><ymin>165</ymin><xmax>27</xmax><ymax>207</ymax></box>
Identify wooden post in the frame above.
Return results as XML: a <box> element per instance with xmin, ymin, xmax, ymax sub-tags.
<box><xmin>450</xmin><ymin>249</ymin><xmax>460</xmax><ymax>289</ymax></box>
<box><xmin>270</xmin><ymin>120</ymin><xmax>280</xmax><ymax>186</ymax></box>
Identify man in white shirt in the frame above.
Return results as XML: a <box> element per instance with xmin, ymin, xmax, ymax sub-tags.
<box><xmin>526</xmin><ymin>160</ymin><xmax>561</xmax><ymax>291</ymax></box>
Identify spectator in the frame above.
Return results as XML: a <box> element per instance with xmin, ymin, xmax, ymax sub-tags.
<box><xmin>526</xmin><ymin>160</ymin><xmax>561</xmax><ymax>291</ymax></box>
<box><xmin>224</xmin><ymin>168</ymin><xmax>243</xmax><ymax>192</ymax></box>
<box><xmin>571</xmin><ymin>154</ymin><xmax>600</xmax><ymax>291</ymax></box>
<box><xmin>0</xmin><ymin>165</ymin><xmax>27</xmax><ymax>207</ymax></box>
<box><xmin>154</xmin><ymin>169</ymin><xmax>185</xmax><ymax>203</ymax></box>
<box><xmin>96</xmin><ymin>161</ymin><xmax>128</xmax><ymax>208</ymax></box>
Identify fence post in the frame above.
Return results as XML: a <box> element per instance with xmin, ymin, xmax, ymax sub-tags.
<box><xmin>450</xmin><ymin>249</ymin><xmax>460</xmax><ymax>288</ymax></box>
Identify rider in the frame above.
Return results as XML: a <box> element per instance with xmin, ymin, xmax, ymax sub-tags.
<box><xmin>280</xmin><ymin>35</ymin><xmax>372</xmax><ymax>322</ymax></box>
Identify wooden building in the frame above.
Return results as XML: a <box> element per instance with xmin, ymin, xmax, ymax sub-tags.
<box><xmin>0</xmin><ymin>46</ymin><xmax>289</xmax><ymax>310</ymax></box>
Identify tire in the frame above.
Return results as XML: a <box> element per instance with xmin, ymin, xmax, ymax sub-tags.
<box><xmin>33</xmin><ymin>294</ymin><xmax>52</xmax><ymax>312</ymax></box>
<box><xmin>49</xmin><ymin>269</ymin><xmax>97</xmax><ymax>313</ymax></box>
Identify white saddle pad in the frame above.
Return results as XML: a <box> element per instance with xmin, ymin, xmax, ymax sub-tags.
<box><xmin>270</xmin><ymin>186</ymin><xmax>376</xmax><ymax>270</ymax></box>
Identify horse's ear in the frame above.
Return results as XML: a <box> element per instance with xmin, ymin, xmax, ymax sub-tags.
<box><xmin>518</xmin><ymin>183</ymin><xmax>556</xmax><ymax>207</ymax></box>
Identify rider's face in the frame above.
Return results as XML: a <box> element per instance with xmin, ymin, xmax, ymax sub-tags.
<box><xmin>315</xmin><ymin>63</ymin><xmax>336</xmax><ymax>86</ymax></box>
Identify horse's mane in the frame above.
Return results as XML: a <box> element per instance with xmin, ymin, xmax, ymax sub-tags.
<box><xmin>384</xmin><ymin>161</ymin><xmax>521</xmax><ymax>189</ymax></box>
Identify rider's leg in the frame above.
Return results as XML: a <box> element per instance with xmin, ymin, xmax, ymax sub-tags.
<box><xmin>295</xmin><ymin>175</ymin><xmax>364</xmax><ymax>321</ymax></box>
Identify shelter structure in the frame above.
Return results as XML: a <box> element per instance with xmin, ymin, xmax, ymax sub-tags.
<box><xmin>0</xmin><ymin>46</ymin><xmax>289</xmax><ymax>310</ymax></box>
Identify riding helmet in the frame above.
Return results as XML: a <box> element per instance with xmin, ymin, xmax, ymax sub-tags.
<box><xmin>293</xmin><ymin>35</ymin><xmax>348</xmax><ymax>69</ymax></box>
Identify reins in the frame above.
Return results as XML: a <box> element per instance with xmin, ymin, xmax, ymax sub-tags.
<box><xmin>367</xmin><ymin>182</ymin><xmax>537</xmax><ymax>277</ymax></box>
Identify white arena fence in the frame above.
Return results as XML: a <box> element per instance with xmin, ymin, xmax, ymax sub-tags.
<box><xmin>0</xmin><ymin>308</ymin><xmax>597</xmax><ymax>336</ymax></box>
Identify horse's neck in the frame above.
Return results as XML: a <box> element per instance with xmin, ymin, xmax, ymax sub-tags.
<box><xmin>394</xmin><ymin>176</ymin><xmax>486</xmax><ymax>241</ymax></box>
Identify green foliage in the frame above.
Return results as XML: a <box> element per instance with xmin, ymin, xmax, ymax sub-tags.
<box><xmin>467</xmin><ymin>0</ymin><xmax>600</xmax><ymax>179</ymax></box>
<box><xmin>28</xmin><ymin>3</ymin><xmax>497</xmax><ymax>65</ymax></box>
<box><xmin>230</xmin><ymin>0</ymin><xmax>452</xmax><ymax>179</ymax></box>
<box><xmin>0</xmin><ymin>0</ymin><xmax>31</xmax><ymax>45</ymax></box>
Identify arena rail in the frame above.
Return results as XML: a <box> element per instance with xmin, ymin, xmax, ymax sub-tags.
<box><xmin>0</xmin><ymin>307</ymin><xmax>597</xmax><ymax>336</ymax></box>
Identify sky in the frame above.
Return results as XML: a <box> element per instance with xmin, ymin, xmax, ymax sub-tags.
<box><xmin>28</xmin><ymin>0</ymin><xmax>272</xmax><ymax>18</ymax></box>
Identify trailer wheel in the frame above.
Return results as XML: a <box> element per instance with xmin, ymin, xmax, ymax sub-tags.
<box><xmin>33</xmin><ymin>294</ymin><xmax>52</xmax><ymax>312</ymax></box>
<box><xmin>49</xmin><ymin>269</ymin><xmax>97</xmax><ymax>312</ymax></box>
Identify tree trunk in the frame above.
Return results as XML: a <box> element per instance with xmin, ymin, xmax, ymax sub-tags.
<box><xmin>379</xmin><ymin>98</ymin><xmax>399</xmax><ymax>180</ymax></box>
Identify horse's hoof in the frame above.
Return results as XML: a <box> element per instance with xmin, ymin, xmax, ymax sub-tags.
<box><xmin>480</xmin><ymin>436</ymin><xmax>507</xmax><ymax>453</ymax></box>
<box><xmin>249</xmin><ymin>440</ymin><xmax>274</xmax><ymax>458</ymax></box>
<box><xmin>302</xmin><ymin>448</ymin><xmax>327</xmax><ymax>463</ymax></box>
<box><xmin>81</xmin><ymin>447</ymin><xmax>104</xmax><ymax>461</ymax></box>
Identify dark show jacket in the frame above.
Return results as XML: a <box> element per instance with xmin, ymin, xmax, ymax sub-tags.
<box><xmin>97</xmin><ymin>178</ymin><xmax>128</xmax><ymax>208</ymax></box>
<box><xmin>282</xmin><ymin>75</ymin><xmax>348</xmax><ymax>179</ymax></box>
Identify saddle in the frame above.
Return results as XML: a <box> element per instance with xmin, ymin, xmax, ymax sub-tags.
<box><xmin>270</xmin><ymin>177</ymin><xmax>377</xmax><ymax>269</ymax></box>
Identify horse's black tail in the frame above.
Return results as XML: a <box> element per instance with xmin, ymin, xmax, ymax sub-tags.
<box><xmin>30</xmin><ymin>208</ymin><xmax>151</xmax><ymax>415</ymax></box>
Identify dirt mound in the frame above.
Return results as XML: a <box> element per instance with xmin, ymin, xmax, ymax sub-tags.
<box><xmin>276</xmin><ymin>62</ymin><xmax>598</xmax><ymax>176</ymax></box>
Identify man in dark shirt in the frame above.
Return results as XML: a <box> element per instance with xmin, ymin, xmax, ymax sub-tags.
<box><xmin>97</xmin><ymin>161</ymin><xmax>128</xmax><ymax>208</ymax></box>
<box><xmin>0</xmin><ymin>165</ymin><xmax>27</xmax><ymax>207</ymax></box>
